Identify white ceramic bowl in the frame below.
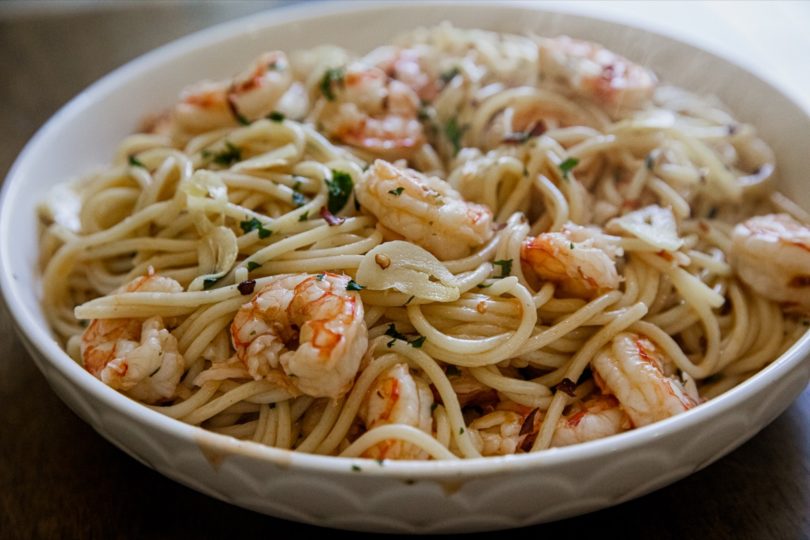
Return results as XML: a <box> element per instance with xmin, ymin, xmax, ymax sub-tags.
<box><xmin>2</xmin><ymin>2</ymin><xmax>809</xmax><ymax>533</ymax></box>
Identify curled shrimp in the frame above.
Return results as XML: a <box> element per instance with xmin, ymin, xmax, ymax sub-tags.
<box><xmin>538</xmin><ymin>36</ymin><xmax>657</xmax><ymax>111</ymax></box>
<box><xmin>172</xmin><ymin>51</ymin><xmax>292</xmax><ymax>134</ymax></box>
<box><xmin>230</xmin><ymin>272</ymin><xmax>368</xmax><ymax>399</ymax></box>
<box><xmin>521</xmin><ymin>223</ymin><xmax>621</xmax><ymax>298</ymax></box>
<box><xmin>81</xmin><ymin>274</ymin><xmax>185</xmax><ymax>404</ymax></box>
<box><xmin>550</xmin><ymin>394</ymin><xmax>631</xmax><ymax>447</ymax></box>
<box><xmin>356</xmin><ymin>159</ymin><xmax>494</xmax><ymax>260</ymax></box>
<box><xmin>358</xmin><ymin>362</ymin><xmax>434</xmax><ymax>460</ymax></box>
<box><xmin>470</xmin><ymin>401</ymin><xmax>539</xmax><ymax>456</ymax></box>
<box><xmin>364</xmin><ymin>45</ymin><xmax>440</xmax><ymax>102</ymax></box>
<box><xmin>591</xmin><ymin>333</ymin><xmax>697</xmax><ymax>427</ymax></box>
<box><xmin>316</xmin><ymin>63</ymin><xmax>425</xmax><ymax>158</ymax></box>
<box><xmin>731</xmin><ymin>213</ymin><xmax>810</xmax><ymax>312</ymax></box>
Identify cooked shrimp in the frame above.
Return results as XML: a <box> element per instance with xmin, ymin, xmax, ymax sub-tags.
<box><xmin>356</xmin><ymin>159</ymin><xmax>494</xmax><ymax>260</ymax></box>
<box><xmin>358</xmin><ymin>362</ymin><xmax>434</xmax><ymax>460</ymax></box>
<box><xmin>521</xmin><ymin>223</ymin><xmax>621</xmax><ymax>298</ymax></box>
<box><xmin>448</xmin><ymin>367</ymin><xmax>498</xmax><ymax>407</ymax></box>
<box><xmin>591</xmin><ymin>333</ymin><xmax>696</xmax><ymax>427</ymax></box>
<box><xmin>364</xmin><ymin>45</ymin><xmax>440</xmax><ymax>102</ymax></box>
<box><xmin>81</xmin><ymin>274</ymin><xmax>185</xmax><ymax>404</ymax></box>
<box><xmin>470</xmin><ymin>402</ymin><xmax>538</xmax><ymax>456</ymax></box>
<box><xmin>730</xmin><ymin>213</ymin><xmax>810</xmax><ymax>312</ymax></box>
<box><xmin>316</xmin><ymin>63</ymin><xmax>425</xmax><ymax>158</ymax></box>
<box><xmin>172</xmin><ymin>51</ymin><xmax>292</xmax><ymax>134</ymax></box>
<box><xmin>550</xmin><ymin>394</ymin><xmax>631</xmax><ymax>447</ymax></box>
<box><xmin>230</xmin><ymin>272</ymin><xmax>368</xmax><ymax>399</ymax></box>
<box><xmin>538</xmin><ymin>36</ymin><xmax>656</xmax><ymax>110</ymax></box>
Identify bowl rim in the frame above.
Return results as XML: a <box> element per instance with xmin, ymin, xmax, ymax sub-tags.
<box><xmin>1</xmin><ymin>0</ymin><xmax>808</xmax><ymax>479</ymax></box>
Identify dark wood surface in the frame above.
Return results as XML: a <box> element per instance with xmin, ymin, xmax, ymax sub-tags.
<box><xmin>0</xmin><ymin>3</ymin><xmax>807</xmax><ymax>539</ymax></box>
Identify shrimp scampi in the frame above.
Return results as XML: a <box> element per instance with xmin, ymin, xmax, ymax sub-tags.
<box><xmin>591</xmin><ymin>333</ymin><xmax>697</xmax><ymax>427</ymax></box>
<box><xmin>230</xmin><ymin>272</ymin><xmax>368</xmax><ymax>399</ymax></box>
<box><xmin>80</xmin><ymin>274</ymin><xmax>185</xmax><ymax>404</ymax></box>
<box><xmin>43</xmin><ymin>24</ymin><xmax>806</xmax><ymax>462</ymax></box>
<box><xmin>356</xmin><ymin>159</ymin><xmax>494</xmax><ymax>260</ymax></box>
<box><xmin>521</xmin><ymin>223</ymin><xmax>621</xmax><ymax>298</ymax></box>
<box><xmin>358</xmin><ymin>362</ymin><xmax>434</xmax><ymax>459</ymax></box>
<box><xmin>730</xmin><ymin>213</ymin><xmax>810</xmax><ymax>312</ymax></box>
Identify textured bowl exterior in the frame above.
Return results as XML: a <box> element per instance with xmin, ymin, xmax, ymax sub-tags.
<box><xmin>2</xmin><ymin>2</ymin><xmax>809</xmax><ymax>533</ymax></box>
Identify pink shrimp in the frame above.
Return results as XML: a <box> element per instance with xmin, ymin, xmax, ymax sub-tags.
<box><xmin>539</xmin><ymin>36</ymin><xmax>657</xmax><ymax>111</ymax></box>
<box><xmin>358</xmin><ymin>362</ymin><xmax>434</xmax><ymax>460</ymax></box>
<box><xmin>316</xmin><ymin>63</ymin><xmax>425</xmax><ymax>158</ymax></box>
<box><xmin>521</xmin><ymin>223</ymin><xmax>621</xmax><ymax>299</ymax></box>
<box><xmin>230</xmin><ymin>272</ymin><xmax>368</xmax><ymax>399</ymax></box>
<box><xmin>81</xmin><ymin>273</ymin><xmax>185</xmax><ymax>403</ymax></box>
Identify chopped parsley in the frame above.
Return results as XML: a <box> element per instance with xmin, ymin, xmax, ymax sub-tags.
<box><xmin>559</xmin><ymin>157</ymin><xmax>580</xmax><ymax>180</ymax></box>
<box><xmin>383</xmin><ymin>324</ymin><xmax>426</xmax><ymax>348</ymax></box>
<box><xmin>459</xmin><ymin>427</ymin><xmax>465</xmax><ymax>435</ymax></box>
<box><xmin>351</xmin><ymin>465</ymin><xmax>361</xmax><ymax>472</ymax></box>
<box><xmin>316</xmin><ymin>273</ymin><xmax>325</xmax><ymax>281</ymax></box>
<box><xmin>267</xmin><ymin>111</ymin><xmax>285</xmax><ymax>122</ymax></box>
<box><xmin>234</xmin><ymin>111</ymin><xmax>250</xmax><ymax>125</ymax></box>
<box><xmin>376</xmin><ymin>459</ymin><xmax>385</xmax><ymax>466</ymax></box>
<box><xmin>203</xmin><ymin>277</ymin><xmax>219</xmax><ymax>290</ymax></box>
<box><xmin>203</xmin><ymin>141</ymin><xmax>242</xmax><ymax>167</ymax></box>
<box><xmin>298</xmin><ymin>211</ymin><xmax>308</xmax><ymax>222</ymax></box>
<box><xmin>319</xmin><ymin>67</ymin><xmax>345</xmax><ymax>101</ymax></box>
<box><xmin>128</xmin><ymin>155</ymin><xmax>146</xmax><ymax>168</ymax></box>
<box><xmin>291</xmin><ymin>190</ymin><xmax>307</xmax><ymax>208</ymax></box>
<box><xmin>346</xmin><ymin>279</ymin><xmax>364</xmax><ymax>291</ymax></box>
<box><xmin>388</xmin><ymin>187</ymin><xmax>405</xmax><ymax>197</ymax></box>
<box><xmin>246</xmin><ymin>261</ymin><xmax>261</xmax><ymax>272</ymax></box>
<box><xmin>239</xmin><ymin>217</ymin><xmax>272</xmax><ymax>239</ymax></box>
<box><xmin>440</xmin><ymin>66</ymin><xmax>460</xmax><ymax>84</ymax></box>
<box><xmin>325</xmin><ymin>169</ymin><xmax>354</xmax><ymax>214</ymax></box>
<box><xmin>569</xmin><ymin>242</ymin><xmax>575</xmax><ymax>250</ymax></box>
<box><xmin>444</xmin><ymin>117</ymin><xmax>465</xmax><ymax>155</ymax></box>
<box><xmin>493</xmin><ymin>259</ymin><xmax>513</xmax><ymax>278</ymax></box>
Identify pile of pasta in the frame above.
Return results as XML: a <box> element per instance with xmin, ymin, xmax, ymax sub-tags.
<box><xmin>38</xmin><ymin>24</ymin><xmax>808</xmax><ymax>460</ymax></box>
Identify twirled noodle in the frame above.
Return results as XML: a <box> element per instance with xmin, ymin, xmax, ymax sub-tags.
<box><xmin>39</xmin><ymin>24</ymin><xmax>808</xmax><ymax>461</ymax></box>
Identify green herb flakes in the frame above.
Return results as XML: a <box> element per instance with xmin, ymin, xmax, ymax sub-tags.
<box><xmin>493</xmin><ymin>259</ymin><xmax>513</xmax><ymax>278</ymax></box>
<box><xmin>325</xmin><ymin>169</ymin><xmax>354</xmax><ymax>214</ymax></box>
<box><xmin>319</xmin><ymin>67</ymin><xmax>345</xmax><ymax>101</ymax></box>
<box><xmin>239</xmin><ymin>217</ymin><xmax>271</xmax><ymax>239</ymax></box>
<box><xmin>559</xmin><ymin>157</ymin><xmax>580</xmax><ymax>180</ymax></box>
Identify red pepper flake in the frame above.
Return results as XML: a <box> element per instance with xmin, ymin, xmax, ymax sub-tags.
<box><xmin>519</xmin><ymin>408</ymin><xmax>539</xmax><ymax>436</ymax></box>
<box><xmin>555</xmin><ymin>378</ymin><xmax>577</xmax><ymax>397</ymax></box>
<box><xmin>237</xmin><ymin>279</ymin><xmax>256</xmax><ymax>295</ymax></box>
<box><xmin>789</xmin><ymin>275</ymin><xmax>810</xmax><ymax>288</ymax></box>
<box><xmin>520</xmin><ymin>432</ymin><xmax>538</xmax><ymax>452</ymax></box>
<box><xmin>657</xmin><ymin>250</ymin><xmax>674</xmax><ymax>262</ymax></box>
<box><xmin>320</xmin><ymin>206</ymin><xmax>345</xmax><ymax>226</ymax></box>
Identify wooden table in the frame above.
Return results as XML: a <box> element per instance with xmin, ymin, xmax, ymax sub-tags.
<box><xmin>0</xmin><ymin>3</ymin><xmax>807</xmax><ymax>538</ymax></box>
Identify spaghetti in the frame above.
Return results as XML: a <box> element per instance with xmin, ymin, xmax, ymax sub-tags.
<box><xmin>38</xmin><ymin>24</ymin><xmax>809</xmax><ymax>460</ymax></box>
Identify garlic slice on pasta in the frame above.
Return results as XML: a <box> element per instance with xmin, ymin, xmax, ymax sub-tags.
<box><xmin>607</xmin><ymin>205</ymin><xmax>683</xmax><ymax>252</ymax></box>
<box><xmin>357</xmin><ymin>241</ymin><xmax>461</xmax><ymax>302</ymax></box>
